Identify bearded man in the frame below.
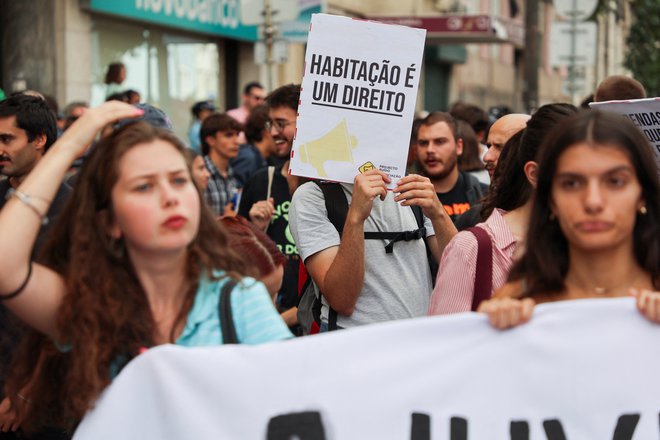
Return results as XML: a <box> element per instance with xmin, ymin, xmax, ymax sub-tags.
<box><xmin>415</xmin><ymin>112</ymin><xmax>488</xmax><ymax>223</ymax></box>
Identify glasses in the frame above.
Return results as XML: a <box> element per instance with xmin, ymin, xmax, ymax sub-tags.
<box><xmin>265</xmin><ymin>119</ymin><xmax>294</xmax><ymax>132</ymax></box>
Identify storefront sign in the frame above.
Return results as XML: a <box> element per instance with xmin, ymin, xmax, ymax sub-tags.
<box><xmin>371</xmin><ymin>15</ymin><xmax>524</xmax><ymax>47</ymax></box>
<box><xmin>281</xmin><ymin>0</ymin><xmax>324</xmax><ymax>42</ymax></box>
<box><xmin>86</xmin><ymin>0</ymin><xmax>259</xmax><ymax>41</ymax></box>
<box><xmin>289</xmin><ymin>14</ymin><xmax>426</xmax><ymax>186</ymax></box>
<box><xmin>74</xmin><ymin>298</ymin><xmax>660</xmax><ymax>439</ymax></box>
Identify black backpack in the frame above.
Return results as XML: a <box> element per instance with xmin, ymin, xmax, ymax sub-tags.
<box><xmin>296</xmin><ymin>181</ymin><xmax>438</xmax><ymax>335</ymax></box>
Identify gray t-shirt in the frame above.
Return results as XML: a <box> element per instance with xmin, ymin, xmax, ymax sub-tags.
<box><xmin>290</xmin><ymin>182</ymin><xmax>434</xmax><ymax>328</ymax></box>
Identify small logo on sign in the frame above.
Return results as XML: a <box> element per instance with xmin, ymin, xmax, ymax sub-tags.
<box><xmin>359</xmin><ymin>162</ymin><xmax>376</xmax><ymax>173</ymax></box>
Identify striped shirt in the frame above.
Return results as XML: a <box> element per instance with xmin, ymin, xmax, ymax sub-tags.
<box><xmin>176</xmin><ymin>274</ymin><xmax>293</xmax><ymax>346</ymax></box>
<box><xmin>203</xmin><ymin>156</ymin><xmax>238</xmax><ymax>216</ymax></box>
<box><xmin>428</xmin><ymin>209</ymin><xmax>518</xmax><ymax>315</ymax></box>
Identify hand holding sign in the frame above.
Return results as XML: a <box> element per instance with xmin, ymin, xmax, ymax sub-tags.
<box><xmin>393</xmin><ymin>174</ymin><xmax>445</xmax><ymax>221</ymax></box>
<box><xmin>348</xmin><ymin>170</ymin><xmax>390</xmax><ymax>223</ymax></box>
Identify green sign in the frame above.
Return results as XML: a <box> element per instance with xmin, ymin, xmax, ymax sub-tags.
<box><xmin>88</xmin><ymin>0</ymin><xmax>259</xmax><ymax>41</ymax></box>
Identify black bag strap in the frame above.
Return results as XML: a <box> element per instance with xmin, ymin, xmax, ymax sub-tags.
<box><xmin>364</xmin><ymin>229</ymin><xmax>427</xmax><ymax>253</ymax></box>
<box><xmin>219</xmin><ymin>278</ymin><xmax>239</xmax><ymax>344</ymax></box>
<box><xmin>314</xmin><ymin>182</ymin><xmax>349</xmax><ymax>331</ymax></box>
<box><xmin>466</xmin><ymin>227</ymin><xmax>493</xmax><ymax>311</ymax></box>
<box><xmin>315</xmin><ymin>181</ymin><xmax>349</xmax><ymax>235</ymax></box>
<box><xmin>411</xmin><ymin>206</ymin><xmax>439</xmax><ymax>283</ymax></box>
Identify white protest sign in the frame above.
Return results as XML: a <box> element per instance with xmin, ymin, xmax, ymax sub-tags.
<box><xmin>590</xmin><ymin>97</ymin><xmax>660</xmax><ymax>172</ymax></box>
<box><xmin>74</xmin><ymin>298</ymin><xmax>660</xmax><ymax>439</ymax></box>
<box><xmin>289</xmin><ymin>14</ymin><xmax>426</xmax><ymax>188</ymax></box>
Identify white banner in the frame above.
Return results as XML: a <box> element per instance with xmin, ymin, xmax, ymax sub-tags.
<box><xmin>74</xmin><ymin>298</ymin><xmax>660</xmax><ymax>439</ymax></box>
<box><xmin>590</xmin><ymin>97</ymin><xmax>660</xmax><ymax>173</ymax></box>
<box><xmin>289</xmin><ymin>14</ymin><xmax>426</xmax><ymax>188</ymax></box>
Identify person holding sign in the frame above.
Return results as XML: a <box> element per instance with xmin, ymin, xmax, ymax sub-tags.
<box><xmin>290</xmin><ymin>167</ymin><xmax>456</xmax><ymax>330</ymax></box>
<box><xmin>0</xmin><ymin>101</ymin><xmax>291</xmax><ymax>434</ymax></box>
<box><xmin>478</xmin><ymin>111</ymin><xmax>660</xmax><ymax>328</ymax></box>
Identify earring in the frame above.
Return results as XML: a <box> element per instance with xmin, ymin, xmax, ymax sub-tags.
<box><xmin>639</xmin><ymin>205</ymin><xmax>647</xmax><ymax>215</ymax></box>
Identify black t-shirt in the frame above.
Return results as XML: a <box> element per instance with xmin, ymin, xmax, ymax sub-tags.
<box><xmin>238</xmin><ymin>167</ymin><xmax>300</xmax><ymax>311</ymax></box>
<box><xmin>454</xmin><ymin>203</ymin><xmax>484</xmax><ymax>231</ymax></box>
<box><xmin>437</xmin><ymin>171</ymin><xmax>475</xmax><ymax>223</ymax></box>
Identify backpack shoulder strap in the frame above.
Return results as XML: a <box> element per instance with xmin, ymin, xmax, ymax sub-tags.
<box><xmin>409</xmin><ymin>206</ymin><xmax>429</xmax><ymax>255</ymax></box>
<box><xmin>310</xmin><ymin>181</ymin><xmax>347</xmax><ymax>331</ymax></box>
<box><xmin>466</xmin><ymin>226</ymin><xmax>493</xmax><ymax>311</ymax></box>
<box><xmin>219</xmin><ymin>278</ymin><xmax>239</xmax><ymax>344</ymax></box>
<box><xmin>410</xmin><ymin>205</ymin><xmax>425</xmax><ymax>230</ymax></box>
<box><xmin>314</xmin><ymin>181</ymin><xmax>348</xmax><ymax>237</ymax></box>
<box><xmin>411</xmin><ymin>205</ymin><xmax>439</xmax><ymax>283</ymax></box>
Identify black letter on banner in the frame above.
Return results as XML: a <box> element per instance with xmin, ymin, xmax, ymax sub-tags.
<box><xmin>310</xmin><ymin>54</ymin><xmax>322</xmax><ymax>75</ymax></box>
<box><xmin>450</xmin><ymin>416</ymin><xmax>467</xmax><ymax>440</ymax></box>
<box><xmin>266</xmin><ymin>411</ymin><xmax>326</xmax><ymax>440</ymax></box>
<box><xmin>542</xmin><ymin>419</ymin><xmax>567</xmax><ymax>440</ymax></box>
<box><xmin>510</xmin><ymin>420</ymin><xmax>529</xmax><ymax>440</ymax></box>
<box><xmin>611</xmin><ymin>414</ymin><xmax>640</xmax><ymax>440</ymax></box>
<box><xmin>410</xmin><ymin>413</ymin><xmax>430</xmax><ymax>440</ymax></box>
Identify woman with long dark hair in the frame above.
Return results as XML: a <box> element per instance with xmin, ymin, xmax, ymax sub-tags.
<box><xmin>0</xmin><ymin>102</ymin><xmax>291</xmax><ymax>433</ymax></box>
<box><xmin>479</xmin><ymin>111</ymin><xmax>660</xmax><ymax>328</ymax></box>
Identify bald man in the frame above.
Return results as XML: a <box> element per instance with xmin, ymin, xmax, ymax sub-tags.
<box><xmin>454</xmin><ymin>113</ymin><xmax>530</xmax><ymax>230</ymax></box>
<box><xmin>483</xmin><ymin>113</ymin><xmax>530</xmax><ymax>178</ymax></box>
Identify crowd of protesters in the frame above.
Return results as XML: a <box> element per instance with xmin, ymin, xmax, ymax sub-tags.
<box><xmin>0</xmin><ymin>69</ymin><xmax>658</xmax><ymax>438</ymax></box>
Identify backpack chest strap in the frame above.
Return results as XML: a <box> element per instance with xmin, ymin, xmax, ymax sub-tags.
<box><xmin>364</xmin><ymin>227</ymin><xmax>427</xmax><ymax>253</ymax></box>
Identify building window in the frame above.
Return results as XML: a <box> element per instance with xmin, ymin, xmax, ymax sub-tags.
<box><xmin>91</xmin><ymin>18</ymin><xmax>220</xmax><ymax>143</ymax></box>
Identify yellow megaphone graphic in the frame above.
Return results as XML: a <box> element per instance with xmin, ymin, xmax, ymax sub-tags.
<box><xmin>298</xmin><ymin>119</ymin><xmax>358</xmax><ymax>178</ymax></box>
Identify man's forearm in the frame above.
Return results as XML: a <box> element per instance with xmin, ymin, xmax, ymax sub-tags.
<box><xmin>320</xmin><ymin>214</ymin><xmax>365</xmax><ymax>316</ymax></box>
<box><xmin>429</xmin><ymin>211</ymin><xmax>457</xmax><ymax>261</ymax></box>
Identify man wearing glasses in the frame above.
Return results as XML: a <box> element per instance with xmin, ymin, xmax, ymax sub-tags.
<box><xmin>238</xmin><ymin>84</ymin><xmax>303</xmax><ymax>332</ymax></box>
<box><xmin>227</xmin><ymin>81</ymin><xmax>267</xmax><ymax>124</ymax></box>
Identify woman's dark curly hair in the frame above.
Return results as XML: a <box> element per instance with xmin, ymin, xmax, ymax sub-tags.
<box><xmin>5</xmin><ymin>122</ymin><xmax>251</xmax><ymax>432</ymax></box>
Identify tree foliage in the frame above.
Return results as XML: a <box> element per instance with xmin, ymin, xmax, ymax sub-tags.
<box><xmin>624</xmin><ymin>0</ymin><xmax>660</xmax><ymax>96</ymax></box>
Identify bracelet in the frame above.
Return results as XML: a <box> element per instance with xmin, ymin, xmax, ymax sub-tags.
<box><xmin>0</xmin><ymin>263</ymin><xmax>32</xmax><ymax>300</ymax></box>
<box><xmin>6</xmin><ymin>188</ymin><xmax>49</xmax><ymax>225</ymax></box>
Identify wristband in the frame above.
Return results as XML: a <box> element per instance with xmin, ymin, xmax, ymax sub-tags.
<box><xmin>0</xmin><ymin>263</ymin><xmax>32</xmax><ymax>300</ymax></box>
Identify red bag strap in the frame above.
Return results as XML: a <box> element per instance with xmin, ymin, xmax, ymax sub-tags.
<box><xmin>466</xmin><ymin>227</ymin><xmax>493</xmax><ymax>311</ymax></box>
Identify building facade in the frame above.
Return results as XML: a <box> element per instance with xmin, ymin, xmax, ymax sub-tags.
<box><xmin>0</xmin><ymin>0</ymin><xmax>636</xmax><ymax>137</ymax></box>
<box><xmin>0</xmin><ymin>0</ymin><xmax>266</xmax><ymax>141</ymax></box>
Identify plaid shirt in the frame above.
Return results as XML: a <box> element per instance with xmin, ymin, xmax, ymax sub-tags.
<box><xmin>203</xmin><ymin>156</ymin><xmax>238</xmax><ymax>216</ymax></box>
